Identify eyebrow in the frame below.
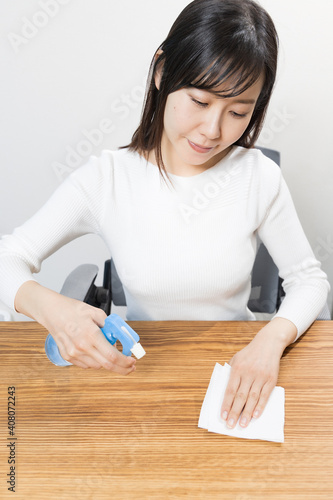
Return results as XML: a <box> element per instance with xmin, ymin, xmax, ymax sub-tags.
<box><xmin>190</xmin><ymin>88</ymin><xmax>257</xmax><ymax>104</ymax></box>
<box><xmin>204</xmin><ymin>90</ymin><xmax>256</xmax><ymax>104</ymax></box>
<box><xmin>214</xmin><ymin>95</ymin><xmax>256</xmax><ymax>104</ymax></box>
<box><xmin>230</xmin><ymin>99</ymin><xmax>256</xmax><ymax>104</ymax></box>
<box><xmin>230</xmin><ymin>98</ymin><xmax>256</xmax><ymax>104</ymax></box>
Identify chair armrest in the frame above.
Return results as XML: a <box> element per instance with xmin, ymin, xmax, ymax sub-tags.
<box><xmin>60</xmin><ymin>263</ymin><xmax>112</xmax><ymax>314</ymax></box>
<box><xmin>110</xmin><ymin>259</ymin><xmax>126</xmax><ymax>306</ymax></box>
<box><xmin>60</xmin><ymin>264</ymin><xmax>99</xmax><ymax>301</ymax></box>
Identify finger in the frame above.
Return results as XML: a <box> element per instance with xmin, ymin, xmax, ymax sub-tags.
<box><xmin>92</xmin><ymin>330</ymin><xmax>136</xmax><ymax>370</ymax></box>
<box><xmin>224</xmin><ymin>380</ymin><xmax>254</xmax><ymax>429</ymax></box>
<box><xmin>238</xmin><ymin>382</ymin><xmax>262</xmax><ymax>428</ymax></box>
<box><xmin>58</xmin><ymin>347</ymin><xmax>90</xmax><ymax>369</ymax></box>
<box><xmin>69</xmin><ymin>358</ymin><xmax>90</xmax><ymax>369</ymax></box>
<box><xmin>63</xmin><ymin>345</ymin><xmax>134</xmax><ymax>373</ymax></box>
<box><xmin>56</xmin><ymin>339</ymin><xmax>90</xmax><ymax>369</ymax></box>
<box><xmin>68</xmin><ymin>350</ymin><xmax>135</xmax><ymax>374</ymax></box>
<box><xmin>252</xmin><ymin>380</ymin><xmax>275</xmax><ymax>419</ymax></box>
<box><xmin>59</xmin><ymin>333</ymin><xmax>102</xmax><ymax>369</ymax></box>
<box><xmin>92</xmin><ymin>308</ymin><xmax>108</xmax><ymax>328</ymax></box>
<box><xmin>87</xmin><ymin>346</ymin><xmax>136</xmax><ymax>375</ymax></box>
<box><xmin>220</xmin><ymin>372</ymin><xmax>241</xmax><ymax>422</ymax></box>
<box><xmin>64</xmin><ymin>335</ymin><xmax>136</xmax><ymax>374</ymax></box>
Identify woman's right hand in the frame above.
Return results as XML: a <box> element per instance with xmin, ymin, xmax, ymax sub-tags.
<box><xmin>15</xmin><ymin>281</ymin><xmax>136</xmax><ymax>374</ymax></box>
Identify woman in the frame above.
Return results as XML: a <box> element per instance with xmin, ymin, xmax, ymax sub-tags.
<box><xmin>0</xmin><ymin>0</ymin><xmax>329</xmax><ymax>430</ymax></box>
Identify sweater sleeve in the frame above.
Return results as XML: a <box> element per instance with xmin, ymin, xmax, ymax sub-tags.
<box><xmin>256</xmin><ymin>163</ymin><xmax>330</xmax><ymax>341</ymax></box>
<box><xmin>0</xmin><ymin>154</ymin><xmax>109</xmax><ymax>311</ymax></box>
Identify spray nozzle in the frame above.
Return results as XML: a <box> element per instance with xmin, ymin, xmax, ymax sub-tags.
<box><xmin>101</xmin><ymin>314</ymin><xmax>146</xmax><ymax>359</ymax></box>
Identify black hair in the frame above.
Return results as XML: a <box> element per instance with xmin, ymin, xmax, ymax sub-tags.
<box><xmin>121</xmin><ymin>0</ymin><xmax>279</xmax><ymax>182</ymax></box>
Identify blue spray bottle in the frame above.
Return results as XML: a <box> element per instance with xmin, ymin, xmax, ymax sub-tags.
<box><xmin>44</xmin><ymin>313</ymin><xmax>146</xmax><ymax>366</ymax></box>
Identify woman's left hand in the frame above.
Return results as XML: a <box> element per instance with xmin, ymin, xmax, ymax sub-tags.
<box><xmin>220</xmin><ymin>318</ymin><xmax>297</xmax><ymax>429</ymax></box>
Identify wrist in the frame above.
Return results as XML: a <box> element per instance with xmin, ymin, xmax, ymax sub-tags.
<box><xmin>15</xmin><ymin>281</ymin><xmax>59</xmax><ymax>326</ymax></box>
<box><xmin>256</xmin><ymin>317</ymin><xmax>297</xmax><ymax>354</ymax></box>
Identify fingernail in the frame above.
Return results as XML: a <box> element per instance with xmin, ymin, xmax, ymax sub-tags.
<box><xmin>222</xmin><ymin>411</ymin><xmax>228</xmax><ymax>421</ymax></box>
<box><xmin>240</xmin><ymin>416</ymin><xmax>247</xmax><ymax>427</ymax></box>
<box><xmin>253</xmin><ymin>410</ymin><xmax>259</xmax><ymax>418</ymax></box>
<box><xmin>227</xmin><ymin>418</ymin><xmax>234</xmax><ymax>428</ymax></box>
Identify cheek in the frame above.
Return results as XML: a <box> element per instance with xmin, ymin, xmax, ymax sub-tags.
<box><xmin>175</xmin><ymin>102</ymin><xmax>196</xmax><ymax>133</ymax></box>
<box><xmin>165</xmin><ymin>101</ymin><xmax>192</xmax><ymax>135</ymax></box>
<box><xmin>228</xmin><ymin>117</ymin><xmax>252</xmax><ymax>140</ymax></box>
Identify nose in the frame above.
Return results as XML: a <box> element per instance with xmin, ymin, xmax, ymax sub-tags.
<box><xmin>198</xmin><ymin>107</ymin><xmax>222</xmax><ymax>140</ymax></box>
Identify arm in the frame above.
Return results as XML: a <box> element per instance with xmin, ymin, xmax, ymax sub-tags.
<box><xmin>221</xmin><ymin>158</ymin><xmax>330</xmax><ymax>428</ymax></box>
<box><xmin>0</xmin><ymin>154</ymin><xmax>135</xmax><ymax>373</ymax></box>
<box><xmin>259</xmin><ymin>175</ymin><xmax>330</xmax><ymax>339</ymax></box>
<box><xmin>0</xmin><ymin>158</ymin><xmax>101</xmax><ymax>311</ymax></box>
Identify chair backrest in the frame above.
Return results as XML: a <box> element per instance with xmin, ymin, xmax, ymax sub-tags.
<box><xmin>110</xmin><ymin>258</ymin><xmax>126</xmax><ymax>306</ymax></box>
<box><xmin>247</xmin><ymin>146</ymin><xmax>283</xmax><ymax>313</ymax></box>
<box><xmin>107</xmin><ymin>148</ymin><xmax>283</xmax><ymax>315</ymax></box>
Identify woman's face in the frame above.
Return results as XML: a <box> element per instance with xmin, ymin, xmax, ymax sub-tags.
<box><xmin>160</xmin><ymin>75</ymin><xmax>264</xmax><ymax>176</ymax></box>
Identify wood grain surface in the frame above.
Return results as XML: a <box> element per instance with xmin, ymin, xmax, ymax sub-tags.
<box><xmin>0</xmin><ymin>320</ymin><xmax>332</xmax><ymax>500</ymax></box>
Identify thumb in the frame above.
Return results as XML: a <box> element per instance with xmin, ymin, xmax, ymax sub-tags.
<box><xmin>228</xmin><ymin>356</ymin><xmax>235</xmax><ymax>366</ymax></box>
<box><xmin>92</xmin><ymin>307</ymin><xmax>108</xmax><ymax>328</ymax></box>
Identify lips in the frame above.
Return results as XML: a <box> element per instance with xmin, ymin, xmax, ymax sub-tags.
<box><xmin>187</xmin><ymin>139</ymin><xmax>214</xmax><ymax>153</ymax></box>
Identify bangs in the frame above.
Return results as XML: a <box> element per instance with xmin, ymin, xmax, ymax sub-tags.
<box><xmin>188</xmin><ymin>55</ymin><xmax>264</xmax><ymax>97</ymax></box>
<box><xmin>164</xmin><ymin>1</ymin><xmax>269</xmax><ymax>98</ymax></box>
<box><xmin>167</xmin><ymin>22</ymin><xmax>266</xmax><ymax>98</ymax></box>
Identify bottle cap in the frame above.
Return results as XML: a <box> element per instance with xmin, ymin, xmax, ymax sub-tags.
<box><xmin>130</xmin><ymin>342</ymin><xmax>146</xmax><ymax>359</ymax></box>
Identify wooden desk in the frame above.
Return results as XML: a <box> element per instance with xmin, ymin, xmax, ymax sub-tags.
<box><xmin>0</xmin><ymin>321</ymin><xmax>332</xmax><ymax>499</ymax></box>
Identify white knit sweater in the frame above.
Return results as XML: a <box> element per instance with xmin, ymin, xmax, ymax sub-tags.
<box><xmin>0</xmin><ymin>146</ymin><xmax>329</xmax><ymax>339</ymax></box>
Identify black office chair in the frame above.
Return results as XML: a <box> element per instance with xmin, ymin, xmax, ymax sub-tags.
<box><xmin>59</xmin><ymin>147</ymin><xmax>296</xmax><ymax>317</ymax></box>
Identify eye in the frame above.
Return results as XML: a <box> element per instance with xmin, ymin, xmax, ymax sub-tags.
<box><xmin>191</xmin><ymin>97</ymin><xmax>208</xmax><ymax>108</ymax></box>
<box><xmin>230</xmin><ymin>111</ymin><xmax>248</xmax><ymax>118</ymax></box>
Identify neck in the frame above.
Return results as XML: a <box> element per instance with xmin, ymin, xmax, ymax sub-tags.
<box><xmin>145</xmin><ymin>142</ymin><xmax>233</xmax><ymax>177</ymax></box>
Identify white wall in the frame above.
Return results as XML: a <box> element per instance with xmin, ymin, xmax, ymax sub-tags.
<box><xmin>1</xmin><ymin>0</ymin><xmax>332</xmax><ymax>320</ymax></box>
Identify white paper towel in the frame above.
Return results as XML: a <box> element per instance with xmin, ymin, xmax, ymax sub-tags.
<box><xmin>198</xmin><ymin>363</ymin><xmax>285</xmax><ymax>443</ymax></box>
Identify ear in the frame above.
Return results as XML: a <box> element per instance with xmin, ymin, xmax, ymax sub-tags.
<box><xmin>154</xmin><ymin>49</ymin><xmax>164</xmax><ymax>90</ymax></box>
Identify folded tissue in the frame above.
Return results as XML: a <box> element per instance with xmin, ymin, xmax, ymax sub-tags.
<box><xmin>198</xmin><ymin>363</ymin><xmax>285</xmax><ymax>443</ymax></box>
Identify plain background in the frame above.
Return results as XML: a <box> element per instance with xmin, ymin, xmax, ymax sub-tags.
<box><xmin>0</xmin><ymin>0</ymin><xmax>332</xmax><ymax>321</ymax></box>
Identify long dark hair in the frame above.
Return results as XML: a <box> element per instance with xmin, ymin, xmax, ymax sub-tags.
<box><xmin>121</xmin><ymin>0</ymin><xmax>279</xmax><ymax>181</ymax></box>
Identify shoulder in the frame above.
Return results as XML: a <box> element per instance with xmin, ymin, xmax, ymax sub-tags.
<box><xmin>223</xmin><ymin>146</ymin><xmax>285</xmax><ymax>217</ymax></box>
<box><xmin>231</xmin><ymin>146</ymin><xmax>281</xmax><ymax>175</ymax></box>
<box><xmin>230</xmin><ymin>146</ymin><xmax>282</xmax><ymax>193</ymax></box>
<box><xmin>68</xmin><ymin>147</ymin><xmax>145</xmax><ymax>187</ymax></box>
